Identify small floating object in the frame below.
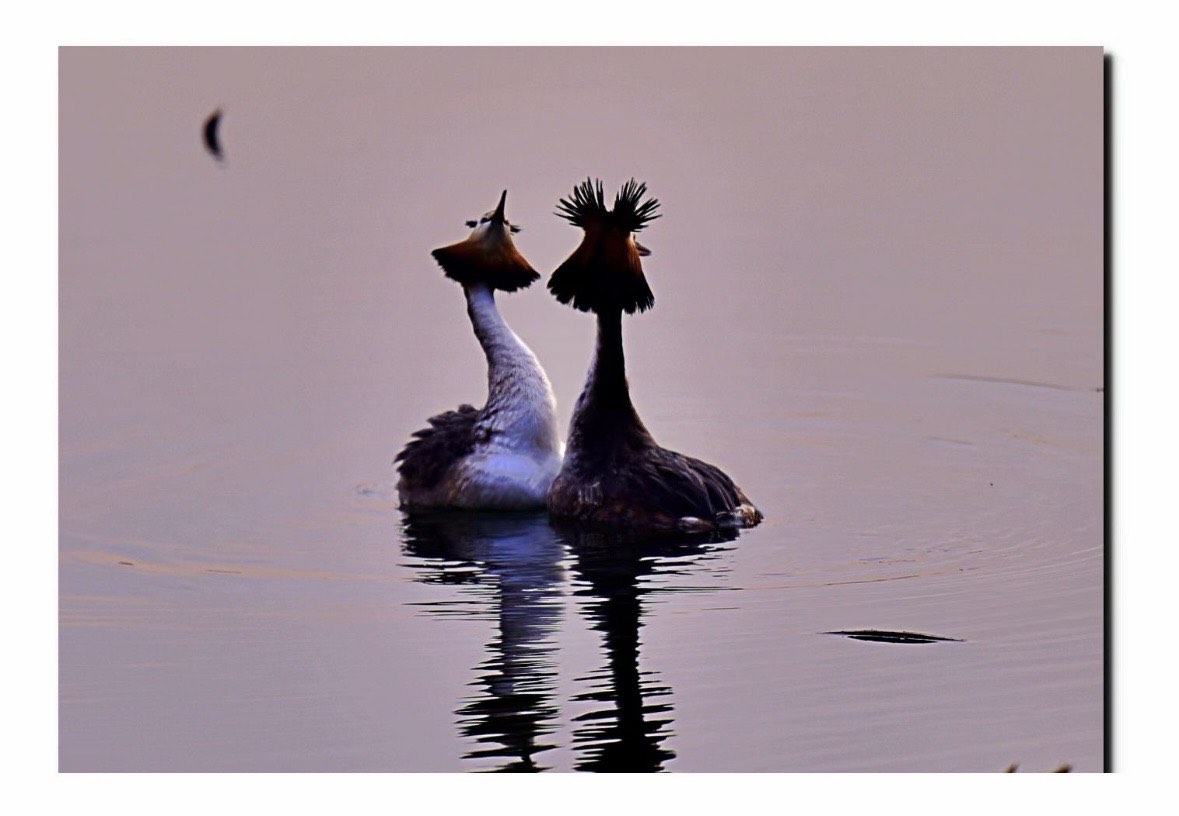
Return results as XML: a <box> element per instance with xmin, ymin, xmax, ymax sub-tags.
<box><xmin>824</xmin><ymin>629</ymin><xmax>963</xmax><ymax>644</ymax></box>
<box><xmin>1005</xmin><ymin>762</ymin><xmax>1072</xmax><ymax>772</ymax></box>
<box><xmin>203</xmin><ymin>107</ymin><xmax>224</xmax><ymax>161</ymax></box>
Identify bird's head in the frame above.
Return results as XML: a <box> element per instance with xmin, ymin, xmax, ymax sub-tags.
<box><xmin>431</xmin><ymin>190</ymin><xmax>539</xmax><ymax>292</ymax></box>
<box><xmin>548</xmin><ymin>178</ymin><xmax>660</xmax><ymax>315</ymax></box>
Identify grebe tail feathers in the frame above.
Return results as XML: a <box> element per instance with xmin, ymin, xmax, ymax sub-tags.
<box><xmin>395</xmin><ymin>404</ymin><xmax>479</xmax><ymax>497</ymax></box>
<box><xmin>548</xmin><ymin>441</ymin><xmax>763</xmax><ymax>533</ymax></box>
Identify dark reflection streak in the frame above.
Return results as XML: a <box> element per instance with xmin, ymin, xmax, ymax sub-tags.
<box><xmin>556</xmin><ymin>523</ymin><xmax>736</xmax><ymax>773</ymax></box>
<box><xmin>401</xmin><ymin>511</ymin><xmax>564</xmax><ymax>772</ymax></box>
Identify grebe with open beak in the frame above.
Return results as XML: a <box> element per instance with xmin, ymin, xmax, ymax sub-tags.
<box><xmin>395</xmin><ymin>191</ymin><xmax>563</xmax><ymax>510</ymax></box>
<box><xmin>545</xmin><ymin>179</ymin><xmax>762</xmax><ymax>533</ymax></box>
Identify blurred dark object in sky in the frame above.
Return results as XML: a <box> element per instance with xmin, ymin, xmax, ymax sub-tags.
<box><xmin>203</xmin><ymin>108</ymin><xmax>223</xmax><ymax>161</ymax></box>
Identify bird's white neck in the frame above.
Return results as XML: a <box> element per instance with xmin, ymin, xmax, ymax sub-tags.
<box><xmin>464</xmin><ymin>284</ymin><xmax>560</xmax><ymax>454</ymax></box>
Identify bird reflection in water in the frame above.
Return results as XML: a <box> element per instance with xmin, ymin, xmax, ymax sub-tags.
<box><xmin>401</xmin><ymin>512</ymin><xmax>735</xmax><ymax>772</ymax></box>
<box><xmin>556</xmin><ymin>523</ymin><xmax>737</xmax><ymax>772</ymax></box>
<box><xmin>401</xmin><ymin>511</ymin><xmax>565</xmax><ymax>771</ymax></box>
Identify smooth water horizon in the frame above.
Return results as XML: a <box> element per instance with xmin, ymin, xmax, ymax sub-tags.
<box><xmin>59</xmin><ymin>47</ymin><xmax>1103</xmax><ymax>771</ymax></box>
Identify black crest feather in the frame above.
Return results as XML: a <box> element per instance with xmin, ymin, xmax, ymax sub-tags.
<box><xmin>548</xmin><ymin>178</ymin><xmax>659</xmax><ymax>315</ymax></box>
<box><xmin>612</xmin><ymin>178</ymin><xmax>661</xmax><ymax>233</ymax></box>
<box><xmin>555</xmin><ymin>178</ymin><xmax>607</xmax><ymax>228</ymax></box>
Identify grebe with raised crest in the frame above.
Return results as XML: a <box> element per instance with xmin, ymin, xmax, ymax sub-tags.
<box><xmin>395</xmin><ymin>191</ymin><xmax>563</xmax><ymax>510</ymax></box>
<box><xmin>545</xmin><ymin>179</ymin><xmax>762</xmax><ymax>533</ymax></box>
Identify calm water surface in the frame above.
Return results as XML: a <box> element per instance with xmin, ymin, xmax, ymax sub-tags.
<box><xmin>59</xmin><ymin>47</ymin><xmax>1103</xmax><ymax>771</ymax></box>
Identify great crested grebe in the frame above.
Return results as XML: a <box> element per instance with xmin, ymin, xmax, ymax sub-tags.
<box><xmin>545</xmin><ymin>179</ymin><xmax>762</xmax><ymax>533</ymax></box>
<box><xmin>395</xmin><ymin>191</ymin><xmax>563</xmax><ymax>510</ymax></box>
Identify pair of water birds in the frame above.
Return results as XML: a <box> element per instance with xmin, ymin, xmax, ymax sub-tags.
<box><xmin>395</xmin><ymin>179</ymin><xmax>762</xmax><ymax>534</ymax></box>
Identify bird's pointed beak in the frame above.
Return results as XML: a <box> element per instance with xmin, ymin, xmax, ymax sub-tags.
<box><xmin>634</xmin><ymin>240</ymin><xmax>651</xmax><ymax>257</ymax></box>
<box><xmin>491</xmin><ymin>190</ymin><xmax>508</xmax><ymax>226</ymax></box>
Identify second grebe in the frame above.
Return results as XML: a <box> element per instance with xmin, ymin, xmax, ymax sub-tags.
<box><xmin>395</xmin><ymin>191</ymin><xmax>563</xmax><ymax>510</ymax></box>
<box><xmin>545</xmin><ymin>179</ymin><xmax>762</xmax><ymax>533</ymax></box>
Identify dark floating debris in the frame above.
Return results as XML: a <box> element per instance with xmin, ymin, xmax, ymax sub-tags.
<box><xmin>117</xmin><ymin>561</ymin><xmax>134</xmax><ymax>566</ymax></box>
<box><xmin>1005</xmin><ymin>762</ymin><xmax>1073</xmax><ymax>772</ymax></box>
<box><xmin>824</xmin><ymin>629</ymin><xmax>963</xmax><ymax>645</ymax></box>
<box><xmin>203</xmin><ymin>107</ymin><xmax>224</xmax><ymax>161</ymax></box>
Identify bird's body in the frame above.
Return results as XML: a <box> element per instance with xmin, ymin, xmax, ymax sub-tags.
<box><xmin>546</xmin><ymin>180</ymin><xmax>762</xmax><ymax>533</ymax></box>
<box><xmin>396</xmin><ymin>193</ymin><xmax>562</xmax><ymax>510</ymax></box>
<box><xmin>547</xmin><ymin>309</ymin><xmax>760</xmax><ymax>532</ymax></box>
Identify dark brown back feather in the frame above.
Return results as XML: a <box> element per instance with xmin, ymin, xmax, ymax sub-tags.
<box><xmin>395</xmin><ymin>404</ymin><xmax>480</xmax><ymax>491</ymax></box>
<box><xmin>617</xmin><ymin>447</ymin><xmax>746</xmax><ymax>520</ymax></box>
<box><xmin>548</xmin><ymin>441</ymin><xmax>758</xmax><ymax>531</ymax></box>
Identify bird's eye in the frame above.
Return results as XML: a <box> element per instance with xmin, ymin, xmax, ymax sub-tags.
<box><xmin>480</xmin><ymin>216</ymin><xmax>489</xmax><ymax>224</ymax></box>
<box><xmin>465</xmin><ymin>220</ymin><xmax>478</xmax><ymax>228</ymax></box>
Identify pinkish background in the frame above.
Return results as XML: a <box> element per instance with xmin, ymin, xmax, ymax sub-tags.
<box><xmin>60</xmin><ymin>47</ymin><xmax>1102</xmax><ymax>771</ymax></box>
